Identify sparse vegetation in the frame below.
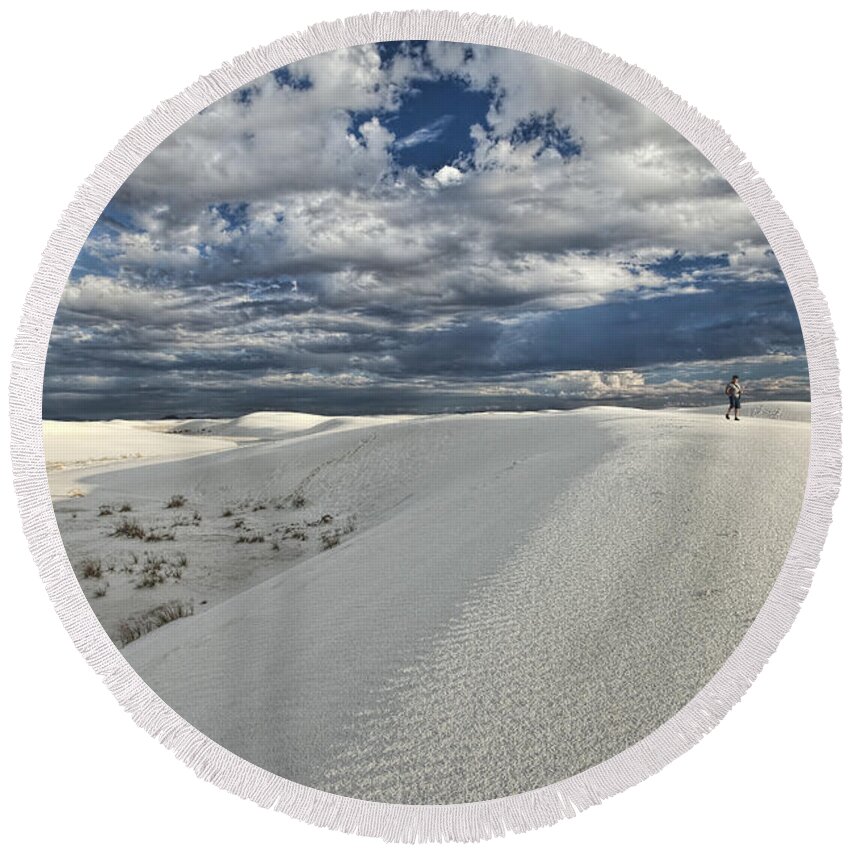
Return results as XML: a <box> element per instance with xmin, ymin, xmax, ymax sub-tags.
<box><xmin>236</xmin><ymin>531</ymin><xmax>265</xmax><ymax>544</ymax></box>
<box><xmin>221</xmin><ymin>508</ymin><xmax>233</xmax><ymax>518</ymax></box>
<box><xmin>93</xmin><ymin>582</ymin><xmax>109</xmax><ymax>598</ymax></box>
<box><xmin>271</xmin><ymin>541</ymin><xmax>280</xmax><ymax>551</ymax></box>
<box><xmin>118</xmin><ymin>503</ymin><xmax>133</xmax><ymax>513</ymax></box>
<box><xmin>281</xmin><ymin>524</ymin><xmax>308</xmax><ymax>542</ymax></box>
<box><xmin>166</xmin><ymin>494</ymin><xmax>187</xmax><ymax>509</ymax></box>
<box><xmin>320</xmin><ymin>530</ymin><xmax>342</xmax><ymax>550</ymax></box>
<box><xmin>233</xmin><ymin>518</ymin><xmax>245</xmax><ymax>529</ymax></box>
<box><xmin>252</xmin><ymin>503</ymin><xmax>266</xmax><ymax>512</ymax></box>
<box><xmin>307</xmin><ymin>514</ymin><xmax>334</xmax><ymax>527</ymax></box>
<box><xmin>135</xmin><ymin>562</ymin><xmax>165</xmax><ymax>588</ymax></box>
<box><xmin>79</xmin><ymin>557</ymin><xmax>103</xmax><ymax>579</ymax></box>
<box><xmin>320</xmin><ymin>517</ymin><xmax>356</xmax><ymax>550</ymax></box>
<box><xmin>112</xmin><ymin>518</ymin><xmax>146</xmax><ymax>539</ymax></box>
<box><xmin>144</xmin><ymin>528</ymin><xmax>176</xmax><ymax>542</ymax></box>
<box><xmin>135</xmin><ymin>553</ymin><xmax>185</xmax><ymax>588</ymax></box>
<box><xmin>171</xmin><ymin>511</ymin><xmax>201</xmax><ymax>528</ymax></box>
<box><xmin>115</xmin><ymin>600</ymin><xmax>194</xmax><ymax>647</ymax></box>
<box><xmin>98</xmin><ymin>505</ymin><xmax>113</xmax><ymax>517</ymax></box>
<box><xmin>289</xmin><ymin>491</ymin><xmax>307</xmax><ymax>509</ymax></box>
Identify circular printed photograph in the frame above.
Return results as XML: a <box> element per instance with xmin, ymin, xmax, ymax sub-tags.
<box><xmin>44</xmin><ymin>40</ymin><xmax>810</xmax><ymax>805</ymax></box>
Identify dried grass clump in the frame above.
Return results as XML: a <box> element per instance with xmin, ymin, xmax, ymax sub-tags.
<box><xmin>115</xmin><ymin>600</ymin><xmax>194</xmax><ymax>647</ymax></box>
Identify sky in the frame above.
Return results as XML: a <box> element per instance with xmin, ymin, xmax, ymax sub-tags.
<box><xmin>44</xmin><ymin>40</ymin><xmax>809</xmax><ymax>420</ymax></box>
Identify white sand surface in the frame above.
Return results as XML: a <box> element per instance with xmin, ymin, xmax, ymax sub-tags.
<box><xmin>169</xmin><ymin>411</ymin><xmax>414</xmax><ymax>439</ymax></box>
<box><xmin>44</xmin><ymin>419</ymin><xmax>238</xmax><ymax>469</ymax></box>
<box><xmin>685</xmin><ymin>400</ymin><xmax>811</xmax><ymax>422</ymax></box>
<box><xmin>44</xmin><ymin>420</ymin><xmax>239</xmax><ymax>498</ymax></box>
<box><xmin>51</xmin><ymin>404</ymin><xmax>810</xmax><ymax>804</ymax></box>
<box><xmin>44</xmin><ymin>413</ymin><xmax>412</xmax><ymax>497</ymax></box>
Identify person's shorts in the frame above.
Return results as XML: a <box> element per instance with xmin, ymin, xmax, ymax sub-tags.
<box><xmin>728</xmin><ymin>395</ymin><xmax>741</xmax><ymax>409</ymax></box>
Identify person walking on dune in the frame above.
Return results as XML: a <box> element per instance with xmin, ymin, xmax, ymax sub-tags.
<box><xmin>725</xmin><ymin>375</ymin><xmax>743</xmax><ymax>421</ymax></box>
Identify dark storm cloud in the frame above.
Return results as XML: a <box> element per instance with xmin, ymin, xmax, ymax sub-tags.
<box><xmin>45</xmin><ymin>41</ymin><xmax>807</xmax><ymax>419</ymax></box>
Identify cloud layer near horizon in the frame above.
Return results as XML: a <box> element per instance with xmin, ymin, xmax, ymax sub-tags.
<box><xmin>46</xmin><ymin>41</ymin><xmax>808</xmax><ymax>419</ymax></box>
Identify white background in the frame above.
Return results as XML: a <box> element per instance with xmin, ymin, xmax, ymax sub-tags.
<box><xmin>1</xmin><ymin>2</ymin><xmax>846</xmax><ymax>847</ymax></box>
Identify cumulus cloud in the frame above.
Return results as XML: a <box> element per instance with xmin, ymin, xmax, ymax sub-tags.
<box><xmin>46</xmin><ymin>41</ymin><xmax>807</xmax><ymax>419</ymax></box>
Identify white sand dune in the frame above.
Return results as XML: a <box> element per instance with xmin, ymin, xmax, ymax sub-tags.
<box><xmin>44</xmin><ymin>412</ymin><xmax>411</xmax><ymax>498</ymax></box>
<box><xmin>44</xmin><ymin>419</ymin><xmax>237</xmax><ymax>469</ymax></box>
<box><xmin>685</xmin><ymin>400</ymin><xmax>811</xmax><ymax>422</ymax></box>
<box><xmin>168</xmin><ymin>411</ymin><xmax>414</xmax><ymax>439</ymax></box>
<box><xmin>51</xmin><ymin>404</ymin><xmax>810</xmax><ymax>804</ymax></box>
<box><xmin>44</xmin><ymin>420</ymin><xmax>240</xmax><ymax>498</ymax></box>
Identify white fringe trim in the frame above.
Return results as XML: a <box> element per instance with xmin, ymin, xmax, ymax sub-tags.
<box><xmin>8</xmin><ymin>9</ymin><xmax>841</xmax><ymax>843</ymax></box>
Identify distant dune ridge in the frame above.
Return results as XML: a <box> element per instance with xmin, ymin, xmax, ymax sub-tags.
<box><xmin>45</xmin><ymin>402</ymin><xmax>810</xmax><ymax>804</ymax></box>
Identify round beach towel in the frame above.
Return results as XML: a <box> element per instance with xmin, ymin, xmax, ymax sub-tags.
<box><xmin>9</xmin><ymin>10</ymin><xmax>841</xmax><ymax>843</ymax></box>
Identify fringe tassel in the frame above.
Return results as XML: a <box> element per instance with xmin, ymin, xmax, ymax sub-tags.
<box><xmin>8</xmin><ymin>10</ymin><xmax>842</xmax><ymax>843</ymax></box>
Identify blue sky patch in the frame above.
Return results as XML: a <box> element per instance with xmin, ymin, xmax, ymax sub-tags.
<box><xmin>509</xmin><ymin>111</ymin><xmax>581</xmax><ymax>158</ymax></box>
<box><xmin>645</xmin><ymin>252</ymin><xmax>731</xmax><ymax>279</ymax></box>
<box><xmin>272</xmin><ymin>66</ymin><xmax>313</xmax><ymax>90</ymax></box>
<box><xmin>211</xmin><ymin>202</ymin><xmax>250</xmax><ymax>232</ymax></box>
<box><xmin>376</xmin><ymin>40</ymin><xmax>430</xmax><ymax>70</ymax></box>
<box><xmin>351</xmin><ymin>77</ymin><xmax>492</xmax><ymax>172</ymax></box>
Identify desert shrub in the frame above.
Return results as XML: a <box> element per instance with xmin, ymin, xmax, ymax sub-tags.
<box><xmin>166</xmin><ymin>495</ymin><xmax>186</xmax><ymax>509</ymax></box>
<box><xmin>221</xmin><ymin>508</ymin><xmax>233</xmax><ymax>518</ymax></box>
<box><xmin>233</xmin><ymin>518</ymin><xmax>245</xmax><ymax>529</ymax></box>
<box><xmin>236</xmin><ymin>531</ymin><xmax>265</xmax><ymax>544</ymax></box>
<box><xmin>136</xmin><ymin>563</ymin><xmax>165</xmax><ymax>588</ymax></box>
<box><xmin>112</xmin><ymin>518</ymin><xmax>146</xmax><ymax>539</ymax></box>
<box><xmin>115</xmin><ymin>600</ymin><xmax>194</xmax><ymax>647</ymax></box>
<box><xmin>290</xmin><ymin>492</ymin><xmax>307</xmax><ymax>509</ymax></box>
<box><xmin>79</xmin><ymin>557</ymin><xmax>102</xmax><ymax>579</ymax></box>
<box><xmin>281</xmin><ymin>525</ymin><xmax>308</xmax><ymax>542</ymax></box>
<box><xmin>135</xmin><ymin>574</ymin><xmax>161</xmax><ymax>589</ymax></box>
<box><xmin>320</xmin><ymin>530</ymin><xmax>341</xmax><ymax>550</ymax></box>
<box><xmin>144</xmin><ymin>528</ymin><xmax>176</xmax><ymax>542</ymax></box>
<box><xmin>135</xmin><ymin>553</ymin><xmax>184</xmax><ymax>588</ymax></box>
<box><xmin>118</xmin><ymin>503</ymin><xmax>133</xmax><ymax>513</ymax></box>
<box><xmin>170</xmin><ymin>512</ymin><xmax>200</xmax><ymax>528</ymax></box>
<box><xmin>271</xmin><ymin>541</ymin><xmax>280</xmax><ymax>551</ymax></box>
<box><xmin>307</xmin><ymin>514</ymin><xmax>334</xmax><ymax>527</ymax></box>
<box><xmin>319</xmin><ymin>517</ymin><xmax>356</xmax><ymax>550</ymax></box>
<box><xmin>98</xmin><ymin>505</ymin><xmax>113</xmax><ymax>516</ymax></box>
<box><xmin>92</xmin><ymin>582</ymin><xmax>109</xmax><ymax>598</ymax></box>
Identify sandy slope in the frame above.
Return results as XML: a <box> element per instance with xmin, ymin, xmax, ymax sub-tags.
<box><xmin>47</xmin><ymin>412</ymin><xmax>416</xmax><ymax>633</ymax></box>
<box><xmin>52</xmin><ymin>404</ymin><xmax>810</xmax><ymax>804</ymax></box>
<box><xmin>44</xmin><ymin>413</ymin><xmax>412</xmax><ymax>498</ymax></box>
<box><xmin>322</xmin><ymin>404</ymin><xmax>811</xmax><ymax>802</ymax></box>
<box><xmin>686</xmin><ymin>400</ymin><xmax>811</xmax><ymax>422</ymax></box>
<box><xmin>171</xmin><ymin>410</ymin><xmax>414</xmax><ymax>439</ymax></box>
<box><xmin>44</xmin><ymin>420</ymin><xmax>237</xmax><ymax>470</ymax></box>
